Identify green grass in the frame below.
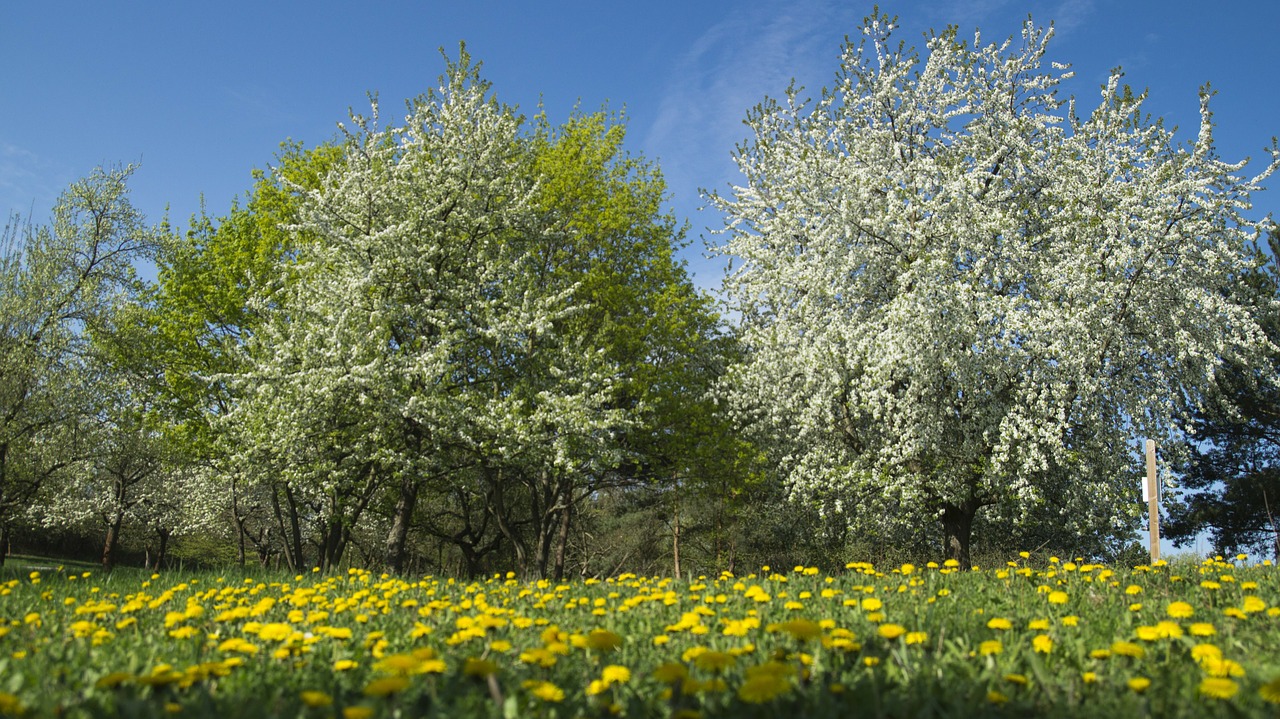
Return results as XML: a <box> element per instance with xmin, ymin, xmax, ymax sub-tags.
<box><xmin>0</xmin><ymin>555</ymin><xmax>1277</xmax><ymax>717</ymax></box>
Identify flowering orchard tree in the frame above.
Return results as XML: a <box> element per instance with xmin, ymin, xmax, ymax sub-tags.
<box><xmin>222</xmin><ymin>50</ymin><xmax>626</xmax><ymax>572</ymax></box>
<box><xmin>710</xmin><ymin>14</ymin><xmax>1279</xmax><ymax>565</ymax></box>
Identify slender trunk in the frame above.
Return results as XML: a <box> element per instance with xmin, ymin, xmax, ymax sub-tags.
<box><xmin>271</xmin><ymin>484</ymin><xmax>302</xmax><ymax>572</ymax></box>
<box><xmin>940</xmin><ymin>501</ymin><xmax>977</xmax><ymax>569</ymax></box>
<box><xmin>102</xmin><ymin>514</ymin><xmax>123</xmax><ymax>570</ymax></box>
<box><xmin>672</xmin><ymin>481</ymin><xmax>682</xmax><ymax>581</ymax></box>
<box><xmin>231</xmin><ymin>476</ymin><xmax>247</xmax><ymax>568</ymax></box>
<box><xmin>552</xmin><ymin>499</ymin><xmax>572</xmax><ymax>582</ymax></box>
<box><xmin>0</xmin><ymin>521</ymin><xmax>9</xmax><ymax>568</ymax></box>
<box><xmin>385</xmin><ymin>476</ymin><xmax>419</xmax><ymax>574</ymax></box>
<box><xmin>488</xmin><ymin>469</ymin><xmax>529</xmax><ymax>577</ymax></box>
<box><xmin>154</xmin><ymin>527</ymin><xmax>171</xmax><ymax>569</ymax></box>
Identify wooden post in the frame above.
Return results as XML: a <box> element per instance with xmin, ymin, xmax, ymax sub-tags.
<box><xmin>1145</xmin><ymin>439</ymin><xmax>1160</xmax><ymax>563</ymax></box>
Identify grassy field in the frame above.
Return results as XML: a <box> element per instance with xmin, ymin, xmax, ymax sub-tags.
<box><xmin>0</xmin><ymin>554</ymin><xmax>1277</xmax><ymax>717</ymax></box>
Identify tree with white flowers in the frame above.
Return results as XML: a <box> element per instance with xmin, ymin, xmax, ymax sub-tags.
<box><xmin>710</xmin><ymin>13</ymin><xmax>1278</xmax><ymax>565</ymax></box>
<box><xmin>221</xmin><ymin>50</ymin><xmax>627</xmax><ymax>573</ymax></box>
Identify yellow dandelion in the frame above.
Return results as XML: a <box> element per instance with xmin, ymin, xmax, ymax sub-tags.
<box><xmin>1111</xmin><ymin>641</ymin><xmax>1144</xmax><ymax>659</ymax></box>
<box><xmin>651</xmin><ymin>662</ymin><xmax>689</xmax><ymax>684</ymax></box>
<box><xmin>342</xmin><ymin>707</ymin><xmax>375</xmax><ymax>719</ymax></box>
<box><xmin>1127</xmin><ymin>677</ymin><xmax>1151</xmax><ymax>693</ymax></box>
<box><xmin>987</xmin><ymin>690</ymin><xmax>1009</xmax><ymax>704</ymax></box>
<box><xmin>462</xmin><ymin>658</ymin><xmax>499</xmax><ymax>677</ymax></box>
<box><xmin>979</xmin><ymin>640</ymin><xmax>1003</xmax><ymax>656</ymax></box>
<box><xmin>523</xmin><ymin>680</ymin><xmax>565</xmax><ymax>702</ymax></box>
<box><xmin>738</xmin><ymin>674</ymin><xmax>791</xmax><ymax>703</ymax></box>
<box><xmin>586</xmin><ymin>629</ymin><xmax>623</xmax><ymax>651</ymax></box>
<box><xmin>694</xmin><ymin>651</ymin><xmax>736</xmax><ymax>672</ymax></box>
<box><xmin>363</xmin><ymin>676</ymin><xmax>410</xmax><ymax>698</ymax></box>
<box><xmin>1032</xmin><ymin>634</ymin><xmax>1053</xmax><ymax>654</ymax></box>
<box><xmin>1047</xmin><ymin>591</ymin><xmax>1068</xmax><ymax>605</ymax></box>
<box><xmin>601</xmin><ymin>665</ymin><xmax>631</xmax><ymax>686</ymax></box>
<box><xmin>877</xmin><ymin>623</ymin><xmax>907</xmax><ymax>640</ymax></box>
<box><xmin>1166</xmin><ymin>601</ymin><xmax>1194</xmax><ymax>618</ymax></box>
<box><xmin>1259</xmin><ymin>676</ymin><xmax>1280</xmax><ymax>704</ymax></box>
<box><xmin>300</xmin><ymin>691</ymin><xmax>333</xmax><ymax>708</ymax></box>
<box><xmin>1189</xmin><ymin>622</ymin><xmax>1216</xmax><ymax>637</ymax></box>
<box><xmin>1198</xmin><ymin>678</ymin><xmax>1238</xmax><ymax>700</ymax></box>
<box><xmin>986</xmin><ymin>618</ymin><xmax>1013</xmax><ymax>631</ymax></box>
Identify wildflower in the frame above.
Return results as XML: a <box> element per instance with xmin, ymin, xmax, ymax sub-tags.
<box><xmin>1259</xmin><ymin>676</ymin><xmax>1280</xmax><ymax>704</ymax></box>
<box><xmin>601</xmin><ymin>665</ymin><xmax>631</xmax><ymax>686</ymax></box>
<box><xmin>523</xmin><ymin>680</ymin><xmax>565</xmax><ymax>702</ymax></box>
<box><xmin>1032</xmin><ymin>634</ymin><xmax>1053</xmax><ymax>654</ymax></box>
<box><xmin>1242</xmin><ymin>596</ymin><xmax>1268</xmax><ymax>613</ymax></box>
<box><xmin>1082</xmin><ymin>672</ymin><xmax>1097</xmax><ymax>684</ymax></box>
<box><xmin>693</xmin><ymin>651</ymin><xmax>736</xmax><ymax>672</ymax></box>
<box><xmin>1047</xmin><ymin>591</ymin><xmax>1068</xmax><ymax>605</ymax></box>
<box><xmin>905</xmin><ymin>631</ymin><xmax>928</xmax><ymax>645</ymax></box>
<box><xmin>586</xmin><ymin>629</ymin><xmax>623</xmax><ymax>651</ymax></box>
<box><xmin>877</xmin><ymin>624</ymin><xmax>907</xmax><ymax>640</ymax></box>
<box><xmin>363</xmin><ymin>676</ymin><xmax>410</xmax><ymax>697</ymax></box>
<box><xmin>1111</xmin><ymin>642</ymin><xmax>1144</xmax><ymax>659</ymax></box>
<box><xmin>1127</xmin><ymin>677</ymin><xmax>1151</xmax><ymax>693</ymax></box>
<box><xmin>987</xmin><ymin>690</ymin><xmax>1008</xmax><ymax>704</ymax></box>
<box><xmin>738</xmin><ymin>674</ymin><xmax>791</xmax><ymax>703</ymax></box>
<box><xmin>770</xmin><ymin>619</ymin><xmax>823</xmax><ymax>641</ymax></box>
<box><xmin>986</xmin><ymin>618</ymin><xmax>1012</xmax><ymax>631</ymax></box>
<box><xmin>342</xmin><ymin>708</ymin><xmax>375</xmax><ymax>719</ymax></box>
<box><xmin>300</xmin><ymin>691</ymin><xmax>333</xmax><ymax>708</ymax></box>
<box><xmin>979</xmin><ymin>640</ymin><xmax>1003</xmax><ymax>656</ymax></box>
<box><xmin>462</xmin><ymin>658</ymin><xmax>499</xmax><ymax>677</ymax></box>
<box><xmin>1166</xmin><ymin>601</ymin><xmax>1194</xmax><ymax>618</ymax></box>
<box><xmin>1189</xmin><ymin>623</ymin><xmax>1216</xmax><ymax>637</ymax></box>
<box><xmin>651</xmin><ymin>663</ymin><xmax>689</xmax><ymax>684</ymax></box>
<box><xmin>333</xmin><ymin>659</ymin><xmax>360</xmax><ymax>671</ymax></box>
<box><xmin>95</xmin><ymin>672</ymin><xmax>134</xmax><ymax>689</ymax></box>
<box><xmin>1198</xmin><ymin>678</ymin><xmax>1239</xmax><ymax>699</ymax></box>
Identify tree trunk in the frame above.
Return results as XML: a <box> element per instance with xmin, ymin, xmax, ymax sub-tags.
<box><xmin>940</xmin><ymin>501</ymin><xmax>977</xmax><ymax>568</ymax></box>
<box><xmin>102</xmin><ymin>514</ymin><xmax>124</xmax><ymax>570</ymax></box>
<box><xmin>231</xmin><ymin>477</ymin><xmax>247</xmax><ymax>568</ymax></box>
<box><xmin>154</xmin><ymin>527</ymin><xmax>171</xmax><ymax>569</ymax></box>
<box><xmin>552</xmin><ymin>500</ymin><xmax>572</xmax><ymax>582</ymax></box>
<box><xmin>271</xmin><ymin>483</ymin><xmax>306</xmax><ymax>572</ymax></box>
<box><xmin>385</xmin><ymin>476</ymin><xmax>419</xmax><ymax>574</ymax></box>
<box><xmin>672</xmin><ymin>484</ymin><xmax>682</xmax><ymax>581</ymax></box>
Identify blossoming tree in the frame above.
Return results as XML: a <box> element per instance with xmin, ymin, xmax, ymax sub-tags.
<box><xmin>710</xmin><ymin>14</ymin><xmax>1278</xmax><ymax>564</ymax></box>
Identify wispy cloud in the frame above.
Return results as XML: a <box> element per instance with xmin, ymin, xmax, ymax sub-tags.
<box><xmin>0</xmin><ymin>142</ymin><xmax>67</xmax><ymax>221</ymax></box>
<box><xmin>644</xmin><ymin>0</ymin><xmax>858</xmax><ymax>287</ymax></box>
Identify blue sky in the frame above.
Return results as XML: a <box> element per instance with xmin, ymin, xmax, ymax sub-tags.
<box><xmin>3</xmin><ymin>0</ymin><xmax>1279</xmax><ymax>292</ymax></box>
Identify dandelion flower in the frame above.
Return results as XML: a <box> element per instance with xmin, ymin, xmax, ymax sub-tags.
<box><xmin>738</xmin><ymin>674</ymin><xmax>791</xmax><ymax>703</ymax></box>
<box><xmin>1166</xmin><ymin>601</ymin><xmax>1194</xmax><ymax>618</ymax></box>
<box><xmin>1127</xmin><ymin>677</ymin><xmax>1151</xmax><ymax>693</ymax></box>
<box><xmin>979</xmin><ymin>640</ymin><xmax>1003</xmax><ymax>656</ymax></box>
<box><xmin>1032</xmin><ymin>634</ymin><xmax>1053</xmax><ymax>654</ymax></box>
<box><xmin>1259</xmin><ymin>676</ymin><xmax>1280</xmax><ymax>704</ymax></box>
<box><xmin>300</xmin><ymin>691</ymin><xmax>333</xmax><ymax>708</ymax></box>
<box><xmin>1198</xmin><ymin>678</ymin><xmax>1238</xmax><ymax>699</ymax></box>
<box><xmin>877</xmin><ymin>624</ymin><xmax>907</xmax><ymax>640</ymax></box>
<box><xmin>363</xmin><ymin>677</ymin><xmax>410</xmax><ymax>697</ymax></box>
<box><xmin>986</xmin><ymin>618</ymin><xmax>1013</xmax><ymax>631</ymax></box>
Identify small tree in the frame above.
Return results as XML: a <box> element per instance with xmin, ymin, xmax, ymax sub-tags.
<box><xmin>710</xmin><ymin>13</ymin><xmax>1278</xmax><ymax>565</ymax></box>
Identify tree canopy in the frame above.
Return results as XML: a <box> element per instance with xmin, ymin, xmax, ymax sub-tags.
<box><xmin>709</xmin><ymin>13</ymin><xmax>1279</xmax><ymax>565</ymax></box>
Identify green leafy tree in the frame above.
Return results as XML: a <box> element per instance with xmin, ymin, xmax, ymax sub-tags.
<box><xmin>709</xmin><ymin>13</ymin><xmax>1278</xmax><ymax>566</ymax></box>
<box><xmin>1167</xmin><ymin>232</ymin><xmax>1280</xmax><ymax>559</ymax></box>
<box><xmin>0</xmin><ymin>166</ymin><xmax>159</xmax><ymax>563</ymax></box>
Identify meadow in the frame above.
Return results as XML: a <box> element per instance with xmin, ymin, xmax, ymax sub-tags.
<box><xmin>0</xmin><ymin>554</ymin><xmax>1277</xmax><ymax>718</ymax></box>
